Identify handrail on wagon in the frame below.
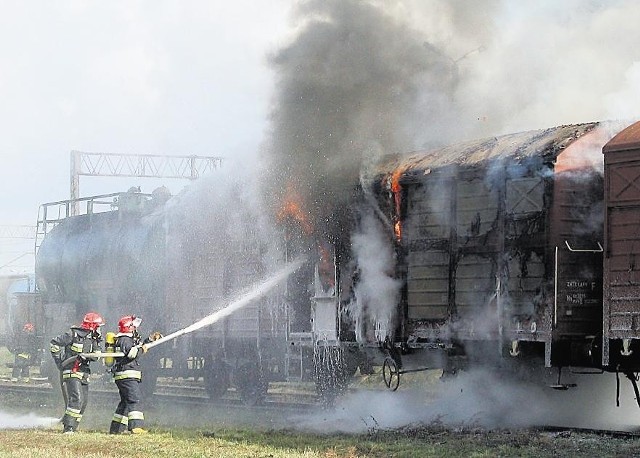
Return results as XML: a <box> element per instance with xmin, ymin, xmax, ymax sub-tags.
<box><xmin>34</xmin><ymin>191</ymin><xmax>155</xmax><ymax>254</ymax></box>
<box><xmin>564</xmin><ymin>240</ymin><xmax>604</xmax><ymax>253</ymax></box>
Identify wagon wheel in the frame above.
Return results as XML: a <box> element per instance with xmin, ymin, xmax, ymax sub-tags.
<box><xmin>140</xmin><ymin>356</ymin><xmax>160</xmax><ymax>399</ymax></box>
<box><xmin>204</xmin><ymin>358</ymin><xmax>230</xmax><ymax>400</ymax></box>
<box><xmin>235</xmin><ymin>362</ymin><xmax>267</xmax><ymax>406</ymax></box>
<box><xmin>382</xmin><ymin>356</ymin><xmax>400</xmax><ymax>391</ymax></box>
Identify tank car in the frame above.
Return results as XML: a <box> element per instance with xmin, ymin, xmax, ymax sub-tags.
<box><xmin>35</xmin><ymin>185</ymin><xmax>291</xmax><ymax>404</ymax></box>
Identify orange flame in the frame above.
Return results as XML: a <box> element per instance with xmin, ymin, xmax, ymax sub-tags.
<box><xmin>388</xmin><ymin>166</ymin><xmax>408</xmax><ymax>241</ymax></box>
<box><xmin>277</xmin><ymin>183</ymin><xmax>313</xmax><ymax>235</ymax></box>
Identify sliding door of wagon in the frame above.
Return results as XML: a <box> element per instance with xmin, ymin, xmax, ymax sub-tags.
<box><xmin>403</xmin><ymin>174</ymin><xmax>453</xmax><ymax>323</ymax></box>
<box><xmin>453</xmin><ymin>174</ymin><xmax>500</xmax><ymax>334</ymax></box>
<box><xmin>551</xmin><ymin>171</ymin><xmax>604</xmax><ymax>338</ymax></box>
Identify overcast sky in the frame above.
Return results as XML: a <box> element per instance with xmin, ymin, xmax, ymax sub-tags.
<box><xmin>1</xmin><ymin>0</ymin><xmax>640</xmax><ymax>273</ymax></box>
<box><xmin>0</xmin><ymin>1</ymin><xmax>290</xmax><ymax>226</ymax></box>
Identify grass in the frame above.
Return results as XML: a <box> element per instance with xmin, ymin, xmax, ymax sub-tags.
<box><xmin>1</xmin><ymin>387</ymin><xmax>640</xmax><ymax>458</ymax></box>
<box><xmin>2</xmin><ymin>425</ymin><xmax>640</xmax><ymax>458</ymax></box>
<box><xmin>2</xmin><ymin>348</ymin><xmax>640</xmax><ymax>457</ymax></box>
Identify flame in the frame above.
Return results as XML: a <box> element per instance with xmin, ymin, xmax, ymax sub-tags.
<box><xmin>388</xmin><ymin>166</ymin><xmax>408</xmax><ymax>241</ymax></box>
<box><xmin>277</xmin><ymin>183</ymin><xmax>313</xmax><ymax>235</ymax></box>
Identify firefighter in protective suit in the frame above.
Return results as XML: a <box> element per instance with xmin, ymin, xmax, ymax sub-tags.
<box><xmin>50</xmin><ymin>312</ymin><xmax>104</xmax><ymax>433</ymax></box>
<box><xmin>109</xmin><ymin>315</ymin><xmax>162</xmax><ymax>435</ymax></box>
<box><xmin>11</xmin><ymin>322</ymin><xmax>36</xmax><ymax>382</ymax></box>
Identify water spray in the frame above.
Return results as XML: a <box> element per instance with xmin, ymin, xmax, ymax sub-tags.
<box><xmin>82</xmin><ymin>256</ymin><xmax>306</xmax><ymax>358</ymax></box>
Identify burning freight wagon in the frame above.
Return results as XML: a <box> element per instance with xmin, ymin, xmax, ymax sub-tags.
<box><xmin>322</xmin><ymin>120</ymin><xmax>640</xmax><ymax>406</ymax></box>
<box><xmin>31</xmin><ymin>119</ymin><xmax>640</xmax><ymax>408</ymax></box>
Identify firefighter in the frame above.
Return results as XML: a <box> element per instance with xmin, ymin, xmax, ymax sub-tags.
<box><xmin>109</xmin><ymin>315</ymin><xmax>161</xmax><ymax>435</ymax></box>
<box><xmin>11</xmin><ymin>322</ymin><xmax>36</xmax><ymax>382</ymax></box>
<box><xmin>50</xmin><ymin>312</ymin><xmax>104</xmax><ymax>434</ymax></box>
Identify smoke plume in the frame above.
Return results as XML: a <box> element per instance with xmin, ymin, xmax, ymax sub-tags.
<box><xmin>261</xmin><ymin>0</ymin><xmax>477</xmax><ymax>229</ymax></box>
<box><xmin>261</xmin><ymin>0</ymin><xmax>640</xmax><ymax>222</ymax></box>
<box><xmin>295</xmin><ymin>369</ymin><xmax>640</xmax><ymax>433</ymax></box>
<box><xmin>350</xmin><ymin>209</ymin><xmax>401</xmax><ymax>341</ymax></box>
<box><xmin>0</xmin><ymin>410</ymin><xmax>58</xmax><ymax>430</ymax></box>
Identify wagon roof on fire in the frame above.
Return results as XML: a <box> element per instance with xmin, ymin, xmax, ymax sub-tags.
<box><xmin>376</xmin><ymin>122</ymin><xmax>599</xmax><ymax>175</ymax></box>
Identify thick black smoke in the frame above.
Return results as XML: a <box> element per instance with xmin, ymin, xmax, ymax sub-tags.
<box><xmin>260</xmin><ymin>0</ymin><xmax>496</xmax><ymax>229</ymax></box>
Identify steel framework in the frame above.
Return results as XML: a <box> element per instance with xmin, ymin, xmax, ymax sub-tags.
<box><xmin>0</xmin><ymin>225</ymin><xmax>37</xmax><ymax>239</ymax></box>
<box><xmin>70</xmin><ymin>151</ymin><xmax>223</xmax><ymax>215</ymax></box>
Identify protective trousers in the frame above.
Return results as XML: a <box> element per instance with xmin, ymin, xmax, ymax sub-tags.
<box><xmin>109</xmin><ymin>378</ymin><xmax>144</xmax><ymax>433</ymax></box>
<box><xmin>62</xmin><ymin>377</ymin><xmax>89</xmax><ymax>431</ymax></box>
<box><xmin>11</xmin><ymin>353</ymin><xmax>30</xmax><ymax>379</ymax></box>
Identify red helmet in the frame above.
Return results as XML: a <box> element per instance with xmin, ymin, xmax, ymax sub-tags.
<box><xmin>118</xmin><ymin>315</ymin><xmax>142</xmax><ymax>334</ymax></box>
<box><xmin>81</xmin><ymin>312</ymin><xmax>105</xmax><ymax>331</ymax></box>
<box><xmin>23</xmin><ymin>322</ymin><xmax>34</xmax><ymax>332</ymax></box>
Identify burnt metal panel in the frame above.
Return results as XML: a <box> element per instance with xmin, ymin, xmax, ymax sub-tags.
<box><xmin>456</xmin><ymin>178</ymin><xmax>498</xmax><ymax>239</ymax></box>
<box><xmin>454</xmin><ymin>254</ymin><xmax>496</xmax><ymax>321</ymax></box>
<box><xmin>403</xmin><ymin>173</ymin><xmax>453</xmax><ymax>321</ymax></box>
<box><xmin>378</xmin><ymin>123</ymin><xmax>598</xmax><ymax>176</ymax></box>
<box><xmin>506</xmin><ymin>178</ymin><xmax>544</xmax><ymax>216</ymax></box>
<box><xmin>406</xmin><ymin>251</ymin><xmax>450</xmax><ymax>320</ymax></box>
<box><xmin>505</xmin><ymin>251</ymin><xmax>545</xmax><ymax>316</ymax></box>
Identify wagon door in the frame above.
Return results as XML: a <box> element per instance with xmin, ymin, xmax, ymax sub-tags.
<box><xmin>550</xmin><ymin>171</ymin><xmax>604</xmax><ymax>340</ymax></box>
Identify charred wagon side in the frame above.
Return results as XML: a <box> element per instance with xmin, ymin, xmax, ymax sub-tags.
<box><xmin>335</xmin><ymin>120</ymin><xmax>640</xmax><ymax>399</ymax></box>
<box><xmin>370</xmin><ymin>123</ymin><xmax>606</xmax><ymax>377</ymax></box>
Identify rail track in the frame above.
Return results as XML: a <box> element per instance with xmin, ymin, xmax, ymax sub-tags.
<box><xmin>0</xmin><ymin>378</ymin><xmax>318</xmax><ymax>412</ymax></box>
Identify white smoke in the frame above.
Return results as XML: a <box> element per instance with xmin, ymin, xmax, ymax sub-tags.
<box><xmin>606</xmin><ymin>61</ymin><xmax>640</xmax><ymax>121</ymax></box>
<box><xmin>295</xmin><ymin>369</ymin><xmax>640</xmax><ymax>433</ymax></box>
<box><xmin>0</xmin><ymin>411</ymin><xmax>58</xmax><ymax>430</ymax></box>
<box><xmin>350</xmin><ymin>210</ymin><xmax>401</xmax><ymax>342</ymax></box>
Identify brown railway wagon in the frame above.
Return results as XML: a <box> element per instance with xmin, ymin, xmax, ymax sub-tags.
<box><xmin>603</xmin><ymin>120</ymin><xmax>640</xmax><ymax>366</ymax></box>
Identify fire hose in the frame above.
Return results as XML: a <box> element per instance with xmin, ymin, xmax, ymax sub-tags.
<box><xmin>79</xmin><ymin>257</ymin><xmax>306</xmax><ymax>360</ymax></box>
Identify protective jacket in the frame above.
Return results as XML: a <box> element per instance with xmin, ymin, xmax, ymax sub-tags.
<box><xmin>11</xmin><ymin>325</ymin><xmax>37</xmax><ymax>380</ymax></box>
<box><xmin>50</xmin><ymin>326</ymin><xmax>102</xmax><ymax>432</ymax></box>
<box><xmin>50</xmin><ymin>326</ymin><xmax>101</xmax><ymax>381</ymax></box>
<box><xmin>110</xmin><ymin>332</ymin><xmax>149</xmax><ymax>433</ymax></box>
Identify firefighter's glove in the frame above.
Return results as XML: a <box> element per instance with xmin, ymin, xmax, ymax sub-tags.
<box><xmin>148</xmin><ymin>331</ymin><xmax>162</xmax><ymax>342</ymax></box>
<box><xmin>141</xmin><ymin>344</ymin><xmax>149</xmax><ymax>354</ymax></box>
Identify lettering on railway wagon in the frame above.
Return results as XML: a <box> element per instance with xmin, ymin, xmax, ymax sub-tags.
<box><xmin>565</xmin><ymin>279</ymin><xmax>598</xmax><ymax>305</ymax></box>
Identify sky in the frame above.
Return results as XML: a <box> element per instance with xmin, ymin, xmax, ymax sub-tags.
<box><xmin>2</xmin><ymin>0</ymin><xmax>640</xmax><ymax>274</ymax></box>
<box><xmin>0</xmin><ymin>1</ymin><xmax>290</xmax><ymax>224</ymax></box>
<box><xmin>0</xmin><ymin>1</ymin><xmax>291</xmax><ymax>272</ymax></box>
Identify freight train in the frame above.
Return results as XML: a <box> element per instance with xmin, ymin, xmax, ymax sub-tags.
<box><xmin>26</xmin><ymin>119</ymin><xmax>640</xmax><ymax>406</ymax></box>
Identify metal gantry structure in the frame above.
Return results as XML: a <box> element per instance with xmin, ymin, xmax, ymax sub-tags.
<box><xmin>0</xmin><ymin>225</ymin><xmax>37</xmax><ymax>272</ymax></box>
<box><xmin>0</xmin><ymin>225</ymin><xmax>37</xmax><ymax>239</ymax></box>
<box><xmin>70</xmin><ymin>150</ymin><xmax>224</xmax><ymax>215</ymax></box>
<box><xmin>33</xmin><ymin>151</ymin><xmax>223</xmax><ymax>256</ymax></box>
